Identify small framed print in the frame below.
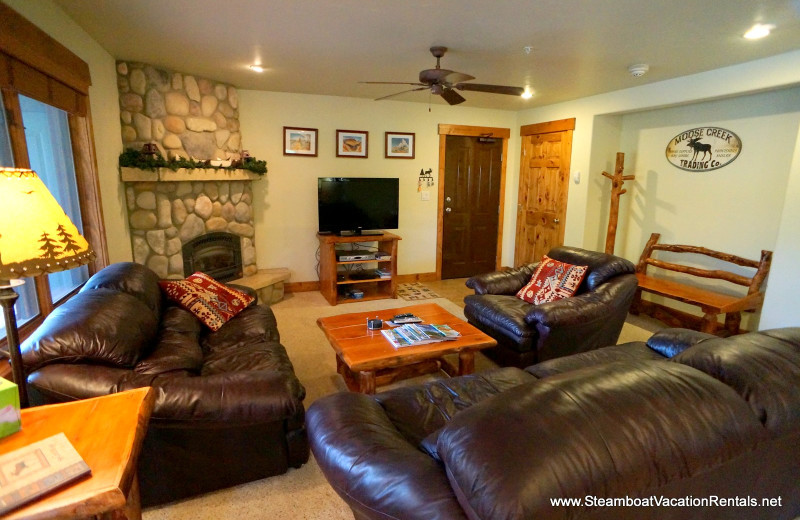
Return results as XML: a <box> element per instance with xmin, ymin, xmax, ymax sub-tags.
<box><xmin>385</xmin><ymin>132</ymin><xmax>415</xmax><ymax>159</ymax></box>
<box><xmin>284</xmin><ymin>127</ymin><xmax>318</xmax><ymax>156</ymax></box>
<box><xmin>336</xmin><ymin>130</ymin><xmax>368</xmax><ymax>158</ymax></box>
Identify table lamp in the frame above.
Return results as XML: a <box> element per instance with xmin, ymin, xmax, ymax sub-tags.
<box><xmin>0</xmin><ymin>168</ymin><xmax>95</xmax><ymax>408</ymax></box>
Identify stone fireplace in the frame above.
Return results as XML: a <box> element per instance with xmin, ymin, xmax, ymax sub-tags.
<box><xmin>122</xmin><ymin>168</ymin><xmax>259</xmax><ymax>279</ymax></box>
<box><xmin>117</xmin><ymin>60</ymin><xmax>260</xmax><ymax>280</ymax></box>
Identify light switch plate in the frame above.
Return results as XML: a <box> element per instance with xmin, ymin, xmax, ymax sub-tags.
<box><xmin>420</xmin><ymin>190</ymin><xmax>430</xmax><ymax>201</ymax></box>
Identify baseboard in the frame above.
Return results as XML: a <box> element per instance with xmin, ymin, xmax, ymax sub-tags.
<box><xmin>285</xmin><ymin>272</ymin><xmax>439</xmax><ymax>293</ymax></box>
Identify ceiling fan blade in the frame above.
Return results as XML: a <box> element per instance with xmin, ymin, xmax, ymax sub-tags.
<box><xmin>440</xmin><ymin>87</ymin><xmax>465</xmax><ymax>105</ymax></box>
<box><xmin>374</xmin><ymin>87</ymin><xmax>428</xmax><ymax>101</ymax></box>
<box><xmin>361</xmin><ymin>81</ymin><xmax>426</xmax><ymax>86</ymax></box>
<box><xmin>455</xmin><ymin>83</ymin><xmax>525</xmax><ymax>96</ymax></box>
<box><xmin>441</xmin><ymin>71</ymin><xmax>475</xmax><ymax>84</ymax></box>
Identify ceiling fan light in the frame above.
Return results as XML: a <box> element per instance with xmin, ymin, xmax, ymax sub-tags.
<box><xmin>744</xmin><ymin>23</ymin><xmax>775</xmax><ymax>39</ymax></box>
<box><xmin>521</xmin><ymin>90</ymin><xmax>533</xmax><ymax>99</ymax></box>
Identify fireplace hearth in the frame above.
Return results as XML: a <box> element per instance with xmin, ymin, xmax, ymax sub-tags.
<box><xmin>182</xmin><ymin>232</ymin><xmax>243</xmax><ymax>282</ymax></box>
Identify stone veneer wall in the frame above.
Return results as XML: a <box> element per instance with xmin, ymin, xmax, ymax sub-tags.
<box><xmin>116</xmin><ymin>61</ymin><xmax>241</xmax><ymax>160</ymax></box>
<box><xmin>125</xmin><ymin>179</ymin><xmax>257</xmax><ymax>279</ymax></box>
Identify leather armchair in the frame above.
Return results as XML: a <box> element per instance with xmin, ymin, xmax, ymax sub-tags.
<box><xmin>463</xmin><ymin>246</ymin><xmax>638</xmax><ymax>367</ymax></box>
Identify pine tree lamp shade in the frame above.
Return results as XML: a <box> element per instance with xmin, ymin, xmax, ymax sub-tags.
<box><xmin>0</xmin><ymin>168</ymin><xmax>95</xmax><ymax>407</ymax></box>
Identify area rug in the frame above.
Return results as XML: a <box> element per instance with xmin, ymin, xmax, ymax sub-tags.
<box><xmin>397</xmin><ymin>282</ymin><xmax>441</xmax><ymax>300</ymax></box>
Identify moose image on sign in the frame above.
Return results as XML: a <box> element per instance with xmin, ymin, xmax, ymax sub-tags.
<box><xmin>665</xmin><ymin>127</ymin><xmax>741</xmax><ymax>172</ymax></box>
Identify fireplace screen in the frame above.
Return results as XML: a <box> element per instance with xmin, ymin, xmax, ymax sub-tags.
<box><xmin>182</xmin><ymin>232</ymin><xmax>243</xmax><ymax>282</ymax></box>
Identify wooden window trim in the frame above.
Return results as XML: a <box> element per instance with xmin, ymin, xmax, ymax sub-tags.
<box><xmin>0</xmin><ymin>4</ymin><xmax>108</xmax><ymax>349</ymax></box>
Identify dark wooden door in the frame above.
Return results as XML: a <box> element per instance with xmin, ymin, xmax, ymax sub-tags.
<box><xmin>442</xmin><ymin>135</ymin><xmax>503</xmax><ymax>279</ymax></box>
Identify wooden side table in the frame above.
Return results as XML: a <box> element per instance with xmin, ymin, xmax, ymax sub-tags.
<box><xmin>0</xmin><ymin>388</ymin><xmax>155</xmax><ymax>519</ymax></box>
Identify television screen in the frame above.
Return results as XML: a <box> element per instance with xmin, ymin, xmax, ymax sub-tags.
<box><xmin>318</xmin><ymin>177</ymin><xmax>399</xmax><ymax>235</ymax></box>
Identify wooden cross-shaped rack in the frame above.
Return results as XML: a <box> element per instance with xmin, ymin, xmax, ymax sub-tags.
<box><xmin>602</xmin><ymin>152</ymin><xmax>635</xmax><ymax>255</ymax></box>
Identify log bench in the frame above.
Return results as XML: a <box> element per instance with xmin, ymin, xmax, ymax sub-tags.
<box><xmin>630</xmin><ymin>233</ymin><xmax>772</xmax><ymax>335</ymax></box>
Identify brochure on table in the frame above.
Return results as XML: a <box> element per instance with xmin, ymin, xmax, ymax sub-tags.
<box><xmin>382</xmin><ymin>323</ymin><xmax>460</xmax><ymax>348</ymax></box>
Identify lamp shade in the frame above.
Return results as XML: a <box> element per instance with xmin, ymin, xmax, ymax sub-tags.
<box><xmin>0</xmin><ymin>168</ymin><xmax>95</xmax><ymax>279</ymax></box>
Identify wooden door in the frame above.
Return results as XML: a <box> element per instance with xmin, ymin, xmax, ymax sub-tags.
<box><xmin>514</xmin><ymin>118</ymin><xmax>575</xmax><ymax>266</ymax></box>
<box><xmin>442</xmin><ymin>135</ymin><xmax>503</xmax><ymax>279</ymax></box>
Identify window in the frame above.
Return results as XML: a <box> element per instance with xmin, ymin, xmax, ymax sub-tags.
<box><xmin>0</xmin><ymin>3</ymin><xmax>108</xmax><ymax>344</ymax></box>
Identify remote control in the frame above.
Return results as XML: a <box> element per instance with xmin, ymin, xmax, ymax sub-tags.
<box><xmin>392</xmin><ymin>316</ymin><xmax>422</xmax><ymax>324</ymax></box>
<box><xmin>394</xmin><ymin>313</ymin><xmax>413</xmax><ymax>319</ymax></box>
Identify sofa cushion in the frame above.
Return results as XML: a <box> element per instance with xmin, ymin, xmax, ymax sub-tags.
<box><xmin>21</xmin><ymin>289</ymin><xmax>159</xmax><ymax>370</ymax></box>
<box><xmin>672</xmin><ymin>327</ymin><xmax>800</xmax><ymax>434</ymax></box>
<box><xmin>80</xmin><ymin>261</ymin><xmax>163</xmax><ymax>318</ymax></box>
<box><xmin>135</xmin><ymin>306</ymin><xmax>203</xmax><ymax>375</ymax></box>
<box><xmin>516</xmin><ymin>255</ymin><xmax>587</xmax><ymax>304</ymax></box>
<box><xmin>159</xmin><ymin>272</ymin><xmax>255</xmax><ymax>331</ymax></box>
<box><xmin>548</xmin><ymin>246</ymin><xmax>635</xmax><ymax>291</ymax></box>
<box><xmin>435</xmin><ymin>361</ymin><xmax>767</xmax><ymax>520</ymax></box>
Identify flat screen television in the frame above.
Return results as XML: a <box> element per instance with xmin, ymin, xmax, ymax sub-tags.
<box><xmin>318</xmin><ymin>177</ymin><xmax>399</xmax><ymax>235</ymax></box>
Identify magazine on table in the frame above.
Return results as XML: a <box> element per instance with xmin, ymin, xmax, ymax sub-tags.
<box><xmin>381</xmin><ymin>323</ymin><xmax>460</xmax><ymax>348</ymax></box>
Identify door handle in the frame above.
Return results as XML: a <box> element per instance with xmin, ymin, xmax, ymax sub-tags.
<box><xmin>553</xmin><ymin>218</ymin><xmax>560</xmax><ymax>223</ymax></box>
<box><xmin>445</xmin><ymin>207</ymin><xmax>452</xmax><ymax>213</ymax></box>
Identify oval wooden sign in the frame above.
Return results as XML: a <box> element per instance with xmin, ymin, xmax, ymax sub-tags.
<box><xmin>665</xmin><ymin>127</ymin><xmax>742</xmax><ymax>172</ymax></box>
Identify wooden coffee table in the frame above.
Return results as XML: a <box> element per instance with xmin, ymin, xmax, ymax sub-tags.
<box><xmin>317</xmin><ymin>302</ymin><xmax>497</xmax><ymax>394</ymax></box>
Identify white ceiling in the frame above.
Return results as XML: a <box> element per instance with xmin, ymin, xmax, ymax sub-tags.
<box><xmin>52</xmin><ymin>0</ymin><xmax>800</xmax><ymax>111</ymax></box>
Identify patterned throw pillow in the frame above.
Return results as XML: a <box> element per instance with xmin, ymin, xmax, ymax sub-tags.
<box><xmin>159</xmin><ymin>272</ymin><xmax>255</xmax><ymax>331</ymax></box>
<box><xmin>516</xmin><ymin>255</ymin><xmax>588</xmax><ymax>305</ymax></box>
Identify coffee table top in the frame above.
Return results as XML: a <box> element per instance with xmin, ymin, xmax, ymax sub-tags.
<box><xmin>316</xmin><ymin>302</ymin><xmax>496</xmax><ymax>372</ymax></box>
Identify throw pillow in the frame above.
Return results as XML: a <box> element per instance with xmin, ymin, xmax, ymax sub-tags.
<box><xmin>159</xmin><ymin>272</ymin><xmax>255</xmax><ymax>331</ymax></box>
<box><xmin>516</xmin><ymin>255</ymin><xmax>588</xmax><ymax>305</ymax></box>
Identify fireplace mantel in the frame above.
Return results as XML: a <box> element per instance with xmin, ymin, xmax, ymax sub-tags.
<box><xmin>120</xmin><ymin>167</ymin><xmax>263</xmax><ymax>183</ymax></box>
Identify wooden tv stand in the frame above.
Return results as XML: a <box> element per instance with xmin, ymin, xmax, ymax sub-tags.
<box><xmin>317</xmin><ymin>232</ymin><xmax>400</xmax><ymax>305</ymax></box>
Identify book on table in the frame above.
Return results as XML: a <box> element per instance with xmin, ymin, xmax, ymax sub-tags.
<box><xmin>381</xmin><ymin>323</ymin><xmax>460</xmax><ymax>348</ymax></box>
<box><xmin>0</xmin><ymin>432</ymin><xmax>91</xmax><ymax>515</ymax></box>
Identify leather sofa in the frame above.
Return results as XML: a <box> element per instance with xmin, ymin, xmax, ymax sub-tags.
<box><xmin>463</xmin><ymin>246</ymin><xmax>638</xmax><ymax>367</ymax></box>
<box><xmin>20</xmin><ymin>262</ymin><xmax>309</xmax><ymax>506</ymax></box>
<box><xmin>308</xmin><ymin>327</ymin><xmax>800</xmax><ymax>520</ymax></box>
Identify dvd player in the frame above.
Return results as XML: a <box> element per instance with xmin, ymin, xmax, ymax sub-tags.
<box><xmin>337</xmin><ymin>249</ymin><xmax>375</xmax><ymax>261</ymax></box>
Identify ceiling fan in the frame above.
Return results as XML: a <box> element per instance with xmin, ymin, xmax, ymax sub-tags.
<box><xmin>361</xmin><ymin>46</ymin><xmax>525</xmax><ymax>105</ymax></box>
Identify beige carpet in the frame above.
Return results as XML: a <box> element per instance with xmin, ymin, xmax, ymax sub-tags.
<box><xmin>143</xmin><ymin>291</ymin><xmax>661</xmax><ymax>520</ymax></box>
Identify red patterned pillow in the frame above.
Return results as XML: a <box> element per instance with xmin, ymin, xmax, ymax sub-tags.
<box><xmin>159</xmin><ymin>272</ymin><xmax>255</xmax><ymax>331</ymax></box>
<box><xmin>516</xmin><ymin>255</ymin><xmax>588</xmax><ymax>305</ymax></box>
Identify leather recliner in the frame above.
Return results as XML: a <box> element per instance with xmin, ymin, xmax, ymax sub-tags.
<box><xmin>463</xmin><ymin>246</ymin><xmax>638</xmax><ymax>367</ymax></box>
<box><xmin>20</xmin><ymin>262</ymin><xmax>309</xmax><ymax>506</ymax></box>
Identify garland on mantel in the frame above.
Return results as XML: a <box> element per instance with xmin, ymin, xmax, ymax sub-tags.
<box><xmin>119</xmin><ymin>148</ymin><xmax>267</xmax><ymax>175</ymax></box>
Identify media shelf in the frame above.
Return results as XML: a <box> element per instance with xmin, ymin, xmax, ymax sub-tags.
<box><xmin>317</xmin><ymin>232</ymin><xmax>400</xmax><ymax>305</ymax></box>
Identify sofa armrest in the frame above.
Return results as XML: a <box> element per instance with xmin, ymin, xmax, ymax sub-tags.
<box><xmin>646</xmin><ymin>328</ymin><xmax>717</xmax><ymax>358</ymax></box>
<box><xmin>465</xmin><ymin>263</ymin><xmax>537</xmax><ymax>295</ymax></box>
<box><xmin>524</xmin><ymin>276</ymin><xmax>635</xmax><ymax>327</ymax></box>
<box><xmin>308</xmin><ymin>392</ymin><xmax>468</xmax><ymax>520</ymax></box>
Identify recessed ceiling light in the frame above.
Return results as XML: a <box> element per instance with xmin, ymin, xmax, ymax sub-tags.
<box><xmin>521</xmin><ymin>89</ymin><xmax>533</xmax><ymax>99</ymax></box>
<box><xmin>744</xmin><ymin>23</ymin><xmax>775</xmax><ymax>39</ymax></box>
<box><xmin>249</xmin><ymin>64</ymin><xmax>265</xmax><ymax>73</ymax></box>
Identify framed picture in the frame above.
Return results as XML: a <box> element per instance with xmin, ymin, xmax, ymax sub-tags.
<box><xmin>283</xmin><ymin>127</ymin><xmax>318</xmax><ymax>156</ymax></box>
<box><xmin>336</xmin><ymin>130</ymin><xmax>368</xmax><ymax>158</ymax></box>
<box><xmin>385</xmin><ymin>132</ymin><xmax>415</xmax><ymax>159</ymax></box>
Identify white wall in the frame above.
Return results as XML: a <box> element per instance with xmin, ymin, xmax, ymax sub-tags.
<box><xmin>238</xmin><ymin>91</ymin><xmax>517</xmax><ymax>282</ymax></box>
<box><xmin>4</xmin><ymin>0</ymin><xmax>130</xmax><ymax>263</ymax></box>
<box><xmin>760</xmin><ymin>128</ymin><xmax>800</xmax><ymax>329</ymax></box>
<box><xmin>516</xmin><ymin>51</ymin><xmax>800</xmax><ymax>328</ymax></box>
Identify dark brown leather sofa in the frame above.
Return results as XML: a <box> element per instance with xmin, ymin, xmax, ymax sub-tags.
<box><xmin>20</xmin><ymin>262</ymin><xmax>309</xmax><ymax>506</ymax></box>
<box><xmin>308</xmin><ymin>327</ymin><xmax>800</xmax><ymax>520</ymax></box>
<box><xmin>463</xmin><ymin>246</ymin><xmax>638</xmax><ymax>368</ymax></box>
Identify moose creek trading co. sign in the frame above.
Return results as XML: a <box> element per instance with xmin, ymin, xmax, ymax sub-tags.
<box><xmin>665</xmin><ymin>127</ymin><xmax>742</xmax><ymax>172</ymax></box>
